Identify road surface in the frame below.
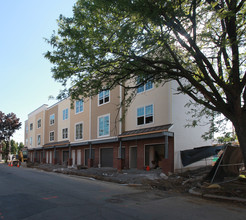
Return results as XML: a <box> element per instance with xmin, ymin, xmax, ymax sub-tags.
<box><xmin>0</xmin><ymin>164</ymin><xmax>245</xmax><ymax>219</ymax></box>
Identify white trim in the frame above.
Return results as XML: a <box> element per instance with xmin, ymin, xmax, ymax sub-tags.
<box><xmin>49</xmin><ymin>130</ymin><xmax>55</xmax><ymax>142</ymax></box>
<box><xmin>50</xmin><ymin>114</ymin><xmax>55</xmax><ymax>126</ymax></box>
<box><xmin>74</xmin><ymin>121</ymin><xmax>84</xmax><ymax>141</ymax></box>
<box><xmin>75</xmin><ymin>100</ymin><xmax>84</xmax><ymax>115</ymax></box>
<box><xmin>97</xmin><ymin>113</ymin><xmax>110</xmax><ymax>138</ymax></box>
<box><xmin>62</xmin><ymin>127</ymin><xmax>69</xmax><ymax>140</ymax></box>
<box><xmin>97</xmin><ymin>90</ymin><xmax>110</xmax><ymax>107</ymax></box>
<box><xmin>136</xmin><ymin>103</ymin><xmax>154</xmax><ymax>127</ymax></box>
<box><xmin>37</xmin><ymin>118</ymin><xmax>42</xmax><ymax>129</ymax></box>
<box><xmin>37</xmin><ymin>134</ymin><xmax>41</xmax><ymax>146</ymax></box>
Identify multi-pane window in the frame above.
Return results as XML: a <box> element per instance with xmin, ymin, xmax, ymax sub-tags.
<box><xmin>137</xmin><ymin>104</ymin><xmax>153</xmax><ymax>125</ymax></box>
<box><xmin>76</xmin><ymin>100</ymin><xmax>84</xmax><ymax>114</ymax></box>
<box><xmin>30</xmin><ymin>123</ymin><xmax>33</xmax><ymax>131</ymax></box>
<box><xmin>50</xmin><ymin>114</ymin><xmax>55</xmax><ymax>125</ymax></box>
<box><xmin>37</xmin><ymin>135</ymin><xmax>41</xmax><ymax>146</ymax></box>
<box><xmin>62</xmin><ymin>128</ymin><xmax>68</xmax><ymax>139</ymax></box>
<box><xmin>75</xmin><ymin>123</ymin><xmax>83</xmax><ymax>140</ymax></box>
<box><xmin>98</xmin><ymin>90</ymin><xmax>110</xmax><ymax>105</ymax></box>
<box><xmin>50</xmin><ymin>131</ymin><xmax>54</xmax><ymax>142</ymax></box>
<box><xmin>37</xmin><ymin>119</ymin><xmax>41</xmax><ymax>128</ymax></box>
<box><xmin>137</xmin><ymin>77</ymin><xmax>153</xmax><ymax>93</ymax></box>
<box><xmin>63</xmin><ymin>108</ymin><xmax>68</xmax><ymax>120</ymax></box>
<box><xmin>98</xmin><ymin>114</ymin><xmax>110</xmax><ymax>137</ymax></box>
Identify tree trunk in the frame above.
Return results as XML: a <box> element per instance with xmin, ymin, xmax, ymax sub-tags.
<box><xmin>233</xmin><ymin>119</ymin><xmax>246</xmax><ymax>168</ymax></box>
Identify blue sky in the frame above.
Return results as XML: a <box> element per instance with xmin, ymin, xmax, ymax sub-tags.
<box><xmin>0</xmin><ymin>0</ymin><xmax>77</xmax><ymax>143</ymax></box>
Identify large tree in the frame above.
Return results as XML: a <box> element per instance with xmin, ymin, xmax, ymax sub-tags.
<box><xmin>45</xmin><ymin>0</ymin><xmax>246</xmax><ymax>165</ymax></box>
<box><xmin>0</xmin><ymin>111</ymin><xmax>22</xmax><ymax>159</ymax></box>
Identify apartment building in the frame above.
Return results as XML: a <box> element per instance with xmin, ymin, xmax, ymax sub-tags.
<box><xmin>25</xmin><ymin>81</ymin><xmax>210</xmax><ymax>173</ymax></box>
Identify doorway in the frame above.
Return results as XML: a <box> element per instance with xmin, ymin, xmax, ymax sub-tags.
<box><xmin>130</xmin><ymin>146</ymin><xmax>137</xmax><ymax>168</ymax></box>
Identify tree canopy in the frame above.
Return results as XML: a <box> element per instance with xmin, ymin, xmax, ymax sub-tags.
<box><xmin>0</xmin><ymin>111</ymin><xmax>22</xmax><ymax>142</ymax></box>
<box><xmin>45</xmin><ymin>0</ymin><xmax>246</xmax><ymax>164</ymax></box>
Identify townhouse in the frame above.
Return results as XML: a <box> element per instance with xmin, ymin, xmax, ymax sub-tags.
<box><xmin>25</xmin><ymin>81</ymin><xmax>210</xmax><ymax>173</ymax></box>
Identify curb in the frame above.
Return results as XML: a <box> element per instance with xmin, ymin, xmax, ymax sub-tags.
<box><xmin>189</xmin><ymin>187</ymin><xmax>246</xmax><ymax>203</ymax></box>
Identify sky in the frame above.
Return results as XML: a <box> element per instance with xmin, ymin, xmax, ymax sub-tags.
<box><xmin>0</xmin><ymin>0</ymin><xmax>77</xmax><ymax>143</ymax></box>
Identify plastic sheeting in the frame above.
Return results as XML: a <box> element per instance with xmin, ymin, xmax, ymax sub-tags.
<box><xmin>180</xmin><ymin>145</ymin><xmax>224</xmax><ymax>167</ymax></box>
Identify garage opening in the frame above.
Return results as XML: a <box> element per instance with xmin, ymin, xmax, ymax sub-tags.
<box><xmin>100</xmin><ymin>148</ymin><xmax>113</xmax><ymax>167</ymax></box>
<box><xmin>145</xmin><ymin>144</ymin><xmax>165</xmax><ymax>169</ymax></box>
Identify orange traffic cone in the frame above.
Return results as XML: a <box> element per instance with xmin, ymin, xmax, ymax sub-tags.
<box><xmin>146</xmin><ymin>166</ymin><xmax>150</xmax><ymax>171</ymax></box>
<box><xmin>17</xmin><ymin>163</ymin><xmax>20</xmax><ymax>168</ymax></box>
<box><xmin>11</xmin><ymin>162</ymin><xmax>13</xmax><ymax>167</ymax></box>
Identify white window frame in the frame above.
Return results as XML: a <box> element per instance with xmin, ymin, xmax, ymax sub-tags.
<box><xmin>37</xmin><ymin>134</ymin><xmax>41</xmax><ymax>146</ymax></box>
<box><xmin>63</xmin><ymin>108</ymin><xmax>68</xmax><ymax>120</ymax></box>
<box><xmin>136</xmin><ymin>77</ymin><xmax>153</xmax><ymax>94</ymax></box>
<box><xmin>75</xmin><ymin>100</ymin><xmax>84</xmax><ymax>114</ymax></box>
<box><xmin>37</xmin><ymin>119</ymin><xmax>41</xmax><ymax>129</ymax></box>
<box><xmin>137</xmin><ymin>104</ymin><xmax>154</xmax><ymax>126</ymax></box>
<box><xmin>98</xmin><ymin>90</ymin><xmax>110</xmax><ymax>106</ymax></box>
<box><xmin>50</xmin><ymin>114</ymin><xmax>55</xmax><ymax>125</ymax></box>
<box><xmin>49</xmin><ymin>131</ymin><xmax>55</xmax><ymax>142</ymax></box>
<box><xmin>62</xmin><ymin>128</ymin><xmax>68</xmax><ymax>139</ymax></box>
<box><xmin>75</xmin><ymin>122</ymin><xmax>83</xmax><ymax>140</ymax></box>
<box><xmin>98</xmin><ymin>114</ymin><xmax>110</xmax><ymax>137</ymax></box>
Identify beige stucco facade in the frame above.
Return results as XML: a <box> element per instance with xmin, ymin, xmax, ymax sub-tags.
<box><xmin>45</xmin><ymin>104</ymin><xmax>58</xmax><ymax>144</ymax></box>
<box><xmin>57</xmin><ymin>98</ymin><xmax>71</xmax><ymax>142</ymax></box>
<box><xmin>70</xmin><ymin>97</ymin><xmax>90</xmax><ymax>143</ymax></box>
<box><xmin>125</xmin><ymin>82</ymin><xmax>172</xmax><ymax>131</ymax></box>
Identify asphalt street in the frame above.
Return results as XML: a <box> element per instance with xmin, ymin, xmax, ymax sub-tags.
<box><xmin>0</xmin><ymin>164</ymin><xmax>245</xmax><ymax>220</ymax></box>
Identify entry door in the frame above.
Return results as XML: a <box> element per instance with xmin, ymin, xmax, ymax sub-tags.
<box><xmin>130</xmin><ymin>147</ymin><xmax>137</xmax><ymax>168</ymax></box>
<box><xmin>49</xmin><ymin>151</ymin><xmax>52</xmax><ymax>164</ymax></box>
<box><xmin>46</xmin><ymin>151</ymin><xmax>49</xmax><ymax>164</ymax></box>
<box><xmin>72</xmin><ymin>150</ymin><xmax>76</xmax><ymax>166</ymax></box>
<box><xmin>77</xmin><ymin>150</ymin><xmax>81</xmax><ymax>165</ymax></box>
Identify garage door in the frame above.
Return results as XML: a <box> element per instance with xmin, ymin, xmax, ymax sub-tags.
<box><xmin>100</xmin><ymin>148</ymin><xmax>113</xmax><ymax>167</ymax></box>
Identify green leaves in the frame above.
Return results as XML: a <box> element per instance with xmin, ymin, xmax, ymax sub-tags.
<box><xmin>45</xmin><ymin>0</ymin><xmax>245</xmax><ymax>120</ymax></box>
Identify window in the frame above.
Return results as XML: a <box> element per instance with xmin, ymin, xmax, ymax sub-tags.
<box><xmin>137</xmin><ymin>77</ymin><xmax>153</xmax><ymax>93</ymax></box>
<box><xmin>37</xmin><ymin>135</ymin><xmax>41</xmax><ymax>146</ymax></box>
<box><xmin>76</xmin><ymin>100</ymin><xmax>83</xmax><ymax>114</ymax></box>
<box><xmin>137</xmin><ymin>104</ymin><xmax>153</xmax><ymax>125</ymax></box>
<box><xmin>37</xmin><ymin>119</ymin><xmax>41</xmax><ymax>128</ymax></box>
<box><xmin>98</xmin><ymin>90</ymin><xmax>110</xmax><ymax>105</ymax></box>
<box><xmin>30</xmin><ymin>123</ymin><xmax>33</xmax><ymax>131</ymax></box>
<box><xmin>26</xmin><ymin>126</ymin><xmax>28</xmax><ymax>133</ymax></box>
<box><xmin>30</xmin><ymin>137</ymin><xmax>32</xmax><ymax>146</ymax></box>
<box><xmin>50</xmin><ymin>131</ymin><xmax>54</xmax><ymax>142</ymax></box>
<box><xmin>63</xmin><ymin>108</ymin><xmax>68</xmax><ymax>120</ymax></box>
<box><xmin>50</xmin><ymin>114</ymin><xmax>55</xmax><ymax>125</ymax></box>
<box><xmin>62</xmin><ymin>128</ymin><xmax>68</xmax><ymax>139</ymax></box>
<box><xmin>26</xmin><ymin>139</ymin><xmax>28</xmax><ymax>146</ymax></box>
<box><xmin>98</xmin><ymin>114</ymin><xmax>110</xmax><ymax>137</ymax></box>
<box><xmin>75</xmin><ymin>123</ymin><xmax>83</xmax><ymax>140</ymax></box>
